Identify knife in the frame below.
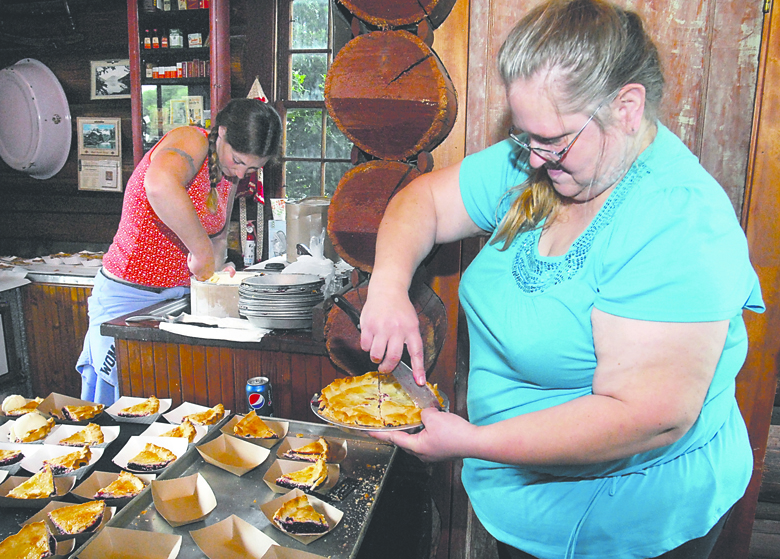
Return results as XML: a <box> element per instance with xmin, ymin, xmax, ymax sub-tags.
<box><xmin>391</xmin><ymin>360</ymin><xmax>442</xmax><ymax>410</ymax></box>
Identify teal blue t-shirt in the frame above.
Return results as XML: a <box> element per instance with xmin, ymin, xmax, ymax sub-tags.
<box><xmin>458</xmin><ymin>124</ymin><xmax>764</xmax><ymax>559</ymax></box>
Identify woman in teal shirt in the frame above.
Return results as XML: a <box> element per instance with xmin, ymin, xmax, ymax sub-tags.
<box><xmin>360</xmin><ymin>1</ymin><xmax>764</xmax><ymax>558</ymax></box>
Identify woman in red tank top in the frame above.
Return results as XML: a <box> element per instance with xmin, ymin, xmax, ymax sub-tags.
<box><xmin>77</xmin><ymin>99</ymin><xmax>282</xmax><ymax>405</ymax></box>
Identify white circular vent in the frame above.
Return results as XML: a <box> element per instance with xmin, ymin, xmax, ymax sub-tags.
<box><xmin>0</xmin><ymin>58</ymin><xmax>72</xmax><ymax>179</ymax></box>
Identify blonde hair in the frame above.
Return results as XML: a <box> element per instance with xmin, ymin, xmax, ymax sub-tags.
<box><xmin>491</xmin><ymin>0</ymin><xmax>663</xmax><ymax>250</ymax></box>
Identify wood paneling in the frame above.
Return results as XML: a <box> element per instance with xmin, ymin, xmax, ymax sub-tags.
<box><xmin>21</xmin><ymin>283</ymin><xmax>89</xmax><ymax>398</ymax></box>
<box><xmin>114</xmin><ymin>339</ymin><xmax>341</xmax><ymax>421</ymax></box>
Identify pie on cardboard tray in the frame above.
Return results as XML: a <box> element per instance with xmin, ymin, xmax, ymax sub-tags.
<box><xmin>0</xmin><ymin>521</ymin><xmax>55</xmax><ymax>559</ymax></box>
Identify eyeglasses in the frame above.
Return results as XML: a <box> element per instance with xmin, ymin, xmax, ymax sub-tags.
<box><xmin>508</xmin><ymin>97</ymin><xmax>610</xmax><ymax>163</ymax></box>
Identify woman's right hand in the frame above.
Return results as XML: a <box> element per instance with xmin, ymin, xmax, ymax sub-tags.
<box><xmin>359</xmin><ymin>283</ymin><xmax>426</xmax><ymax>383</ymax></box>
<box><xmin>187</xmin><ymin>249</ymin><xmax>216</xmax><ymax>282</ymax></box>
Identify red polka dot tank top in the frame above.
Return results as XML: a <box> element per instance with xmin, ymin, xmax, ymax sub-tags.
<box><xmin>102</xmin><ymin>128</ymin><xmax>232</xmax><ymax>288</ymax></box>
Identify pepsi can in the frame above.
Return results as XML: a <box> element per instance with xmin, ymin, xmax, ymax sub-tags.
<box><xmin>246</xmin><ymin>376</ymin><xmax>274</xmax><ymax>416</ymax></box>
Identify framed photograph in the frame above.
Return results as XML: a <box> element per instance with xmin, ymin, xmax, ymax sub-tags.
<box><xmin>90</xmin><ymin>59</ymin><xmax>131</xmax><ymax>100</ymax></box>
<box><xmin>77</xmin><ymin>117</ymin><xmax>121</xmax><ymax>157</ymax></box>
<box><xmin>169</xmin><ymin>99</ymin><xmax>189</xmax><ymax>126</ymax></box>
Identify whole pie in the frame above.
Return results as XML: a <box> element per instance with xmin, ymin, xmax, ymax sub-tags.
<box><xmin>232</xmin><ymin>410</ymin><xmax>278</xmax><ymax>439</ymax></box>
<box><xmin>276</xmin><ymin>459</ymin><xmax>328</xmax><ymax>491</ymax></box>
<box><xmin>183</xmin><ymin>403</ymin><xmax>225</xmax><ymax>426</ymax></box>
<box><xmin>317</xmin><ymin>371</ymin><xmax>443</xmax><ymax>428</ymax></box>
<box><xmin>42</xmin><ymin>446</ymin><xmax>91</xmax><ymax>474</ymax></box>
<box><xmin>273</xmin><ymin>493</ymin><xmax>328</xmax><ymax>535</ymax></box>
<box><xmin>94</xmin><ymin>470</ymin><xmax>145</xmax><ymax>499</ymax></box>
<box><xmin>61</xmin><ymin>404</ymin><xmax>104</xmax><ymax>422</ymax></box>
<box><xmin>47</xmin><ymin>500</ymin><xmax>105</xmax><ymax>535</ymax></box>
<box><xmin>7</xmin><ymin>465</ymin><xmax>55</xmax><ymax>499</ymax></box>
<box><xmin>58</xmin><ymin>424</ymin><xmax>104</xmax><ymax>447</ymax></box>
<box><xmin>160</xmin><ymin>418</ymin><xmax>196</xmax><ymax>442</ymax></box>
<box><xmin>0</xmin><ymin>449</ymin><xmax>24</xmax><ymax>467</ymax></box>
<box><xmin>0</xmin><ymin>521</ymin><xmax>55</xmax><ymax>559</ymax></box>
<box><xmin>118</xmin><ymin>396</ymin><xmax>160</xmax><ymax>417</ymax></box>
<box><xmin>126</xmin><ymin>443</ymin><xmax>176</xmax><ymax>471</ymax></box>
<box><xmin>282</xmin><ymin>437</ymin><xmax>330</xmax><ymax>462</ymax></box>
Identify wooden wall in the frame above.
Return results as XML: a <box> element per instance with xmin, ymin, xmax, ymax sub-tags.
<box><xmin>0</xmin><ymin>0</ymin><xmax>273</xmax><ymax>258</ymax></box>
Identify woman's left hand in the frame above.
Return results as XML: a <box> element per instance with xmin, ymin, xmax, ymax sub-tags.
<box><xmin>369</xmin><ymin>408</ymin><xmax>474</xmax><ymax>462</ymax></box>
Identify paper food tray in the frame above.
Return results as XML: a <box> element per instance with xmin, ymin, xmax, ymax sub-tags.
<box><xmin>0</xmin><ymin>474</ymin><xmax>75</xmax><ymax>508</ymax></box>
<box><xmin>105</xmin><ymin>396</ymin><xmax>172</xmax><ymax>424</ymax></box>
<box><xmin>220</xmin><ymin>414</ymin><xmax>288</xmax><ymax>448</ymax></box>
<box><xmin>162</xmin><ymin>401</ymin><xmax>229</xmax><ymax>427</ymax></box>
<box><xmin>151</xmin><ymin>472</ymin><xmax>217</xmax><ymax>527</ymax></box>
<box><xmin>112</xmin><ymin>436</ymin><xmax>188</xmax><ymax>474</ymax></box>
<box><xmin>140</xmin><ymin>421</ymin><xmax>208</xmax><ymax>444</ymax></box>
<box><xmin>260</xmin><ymin>488</ymin><xmax>343</xmax><ymax>545</ymax></box>
<box><xmin>20</xmin><ymin>445</ymin><xmax>103</xmax><ymax>479</ymax></box>
<box><xmin>44</xmin><ymin>424</ymin><xmax>119</xmax><ymax>448</ymax></box>
<box><xmin>21</xmin><ymin>500</ymin><xmax>115</xmax><ymax>542</ymax></box>
<box><xmin>196</xmin><ymin>433</ymin><xmax>270</xmax><ymax>476</ymax></box>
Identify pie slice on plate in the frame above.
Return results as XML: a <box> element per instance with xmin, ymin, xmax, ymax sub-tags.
<box><xmin>282</xmin><ymin>437</ymin><xmax>330</xmax><ymax>462</ymax></box>
<box><xmin>272</xmin><ymin>493</ymin><xmax>328</xmax><ymax>535</ymax></box>
<box><xmin>42</xmin><ymin>446</ymin><xmax>91</xmax><ymax>475</ymax></box>
<box><xmin>183</xmin><ymin>403</ymin><xmax>225</xmax><ymax>426</ymax></box>
<box><xmin>275</xmin><ymin>459</ymin><xmax>328</xmax><ymax>491</ymax></box>
<box><xmin>159</xmin><ymin>418</ymin><xmax>196</xmax><ymax>442</ymax></box>
<box><xmin>0</xmin><ymin>449</ymin><xmax>24</xmax><ymax>467</ymax></box>
<box><xmin>0</xmin><ymin>521</ymin><xmax>55</xmax><ymax>559</ymax></box>
<box><xmin>126</xmin><ymin>443</ymin><xmax>176</xmax><ymax>471</ymax></box>
<box><xmin>232</xmin><ymin>411</ymin><xmax>278</xmax><ymax>439</ymax></box>
<box><xmin>117</xmin><ymin>396</ymin><xmax>160</xmax><ymax>418</ymax></box>
<box><xmin>7</xmin><ymin>465</ymin><xmax>55</xmax><ymax>499</ymax></box>
<box><xmin>10</xmin><ymin>413</ymin><xmax>55</xmax><ymax>443</ymax></box>
<box><xmin>2</xmin><ymin>396</ymin><xmax>44</xmax><ymax>417</ymax></box>
<box><xmin>61</xmin><ymin>404</ymin><xmax>104</xmax><ymax>422</ymax></box>
<box><xmin>94</xmin><ymin>470</ymin><xmax>146</xmax><ymax>499</ymax></box>
<box><xmin>47</xmin><ymin>500</ymin><xmax>106</xmax><ymax>535</ymax></box>
<box><xmin>58</xmin><ymin>424</ymin><xmax>104</xmax><ymax>447</ymax></box>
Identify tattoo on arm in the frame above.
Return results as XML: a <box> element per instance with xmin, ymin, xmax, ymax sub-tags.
<box><xmin>160</xmin><ymin>147</ymin><xmax>197</xmax><ymax>175</ymax></box>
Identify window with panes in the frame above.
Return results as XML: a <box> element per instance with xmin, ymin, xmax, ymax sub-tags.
<box><xmin>276</xmin><ymin>0</ymin><xmax>353</xmax><ymax>200</ymax></box>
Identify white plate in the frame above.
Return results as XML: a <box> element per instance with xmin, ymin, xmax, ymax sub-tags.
<box><xmin>105</xmin><ymin>397</ymin><xmax>172</xmax><ymax>424</ymax></box>
<box><xmin>162</xmin><ymin>402</ymin><xmax>229</xmax><ymax>427</ymax></box>
<box><xmin>44</xmin><ymin>424</ymin><xmax>120</xmax><ymax>448</ymax></box>
<box><xmin>139</xmin><ymin>422</ymin><xmax>207</xmax><ymax>444</ymax></box>
<box><xmin>112</xmin><ymin>436</ymin><xmax>187</xmax><ymax>474</ymax></box>
<box><xmin>21</xmin><ymin>444</ymin><xmax>104</xmax><ymax>479</ymax></box>
<box><xmin>0</xmin><ymin>418</ymin><xmax>53</xmax><ymax>444</ymax></box>
<box><xmin>309</xmin><ymin>391</ymin><xmax>450</xmax><ymax>433</ymax></box>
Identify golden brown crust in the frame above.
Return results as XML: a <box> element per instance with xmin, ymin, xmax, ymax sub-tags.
<box><xmin>317</xmin><ymin>371</ymin><xmax>441</xmax><ymax>428</ymax></box>
<box><xmin>232</xmin><ymin>411</ymin><xmax>277</xmax><ymax>439</ymax></box>
<box><xmin>58</xmin><ymin>424</ymin><xmax>104</xmax><ymax>447</ymax></box>
<box><xmin>273</xmin><ymin>493</ymin><xmax>328</xmax><ymax>535</ymax></box>
<box><xmin>61</xmin><ymin>404</ymin><xmax>104</xmax><ymax>421</ymax></box>
<box><xmin>42</xmin><ymin>446</ymin><xmax>91</xmax><ymax>474</ymax></box>
<box><xmin>94</xmin><ymin>471</ymin><xmax>145</xmax><ymax>499</ymax></box>
<box><xmin>11</xmin><ymin>414</ymin><xmax>55</xmax><ymax>443</ymax></box>
<box><xmin>276</xmin><ymin>459</ymin><xmax>328</xmax><ymax>491</ymax></box>
<box><xmin>7</xmin><ymin>465</ymin><xmax>55</xmax><ymax>499</ymax></box>
<box><xmin>183</xmin><ymin>403</ymin><xmax>224</xmax><ymax>426</ymax></box>
<box><xmin>127</xmin><ymin>443</ymin><xmax>176</xmax><ymax>471</ymax></box>
<box><xmin>4</xmin><ymin>397</ymin><xmax>43</xmax><ymax>417</ymax></box>
<box><xmin>47</xmin><ymin>500</ymin><xmax>105</xmax><ymax>535</ymax></box>
<box><xmin>159</xmin><ymin>418</ymin><xmax>196</xmax><ymax>442</ymax></box>
<box><xmin>282</xmin><ymin>437</ymin><xmax>330</xmax><ymax>462</ymax></box>
<box><xmin>118</xmin><ymin>396</ymin><xmax>160</xmax><ymax>417</ymax></box>
<box><xmin>0</xmin><ymin>521</ymin><xmax>54</xmax><ymax>559</ymax></box>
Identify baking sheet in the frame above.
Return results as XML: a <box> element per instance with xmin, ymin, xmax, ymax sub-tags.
<box><xmin>70</xmin><ymin>416</ymin><xmax>396</xmax><ymax>559</ymax></box>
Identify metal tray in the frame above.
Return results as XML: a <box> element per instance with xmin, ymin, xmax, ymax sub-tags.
<box><xmin>70</xmin><ymin>415</ymin><xmax>397</xmax><ymax>559</ymax></box>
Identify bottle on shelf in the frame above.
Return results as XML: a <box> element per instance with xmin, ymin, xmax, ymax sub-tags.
<box><xmin>152</xmin><ymin>28</ymin><xmax>160</xmax><ymax>49</ymax></box>
<box><xmin>161</xmin><ymin>29</ymin><xmax>169</xmax><ymax>49</ymax></box>
<box><xmin>143</xmin><ymin>29</ymin><xmax>152</xmax><ymax>49</ymax></box>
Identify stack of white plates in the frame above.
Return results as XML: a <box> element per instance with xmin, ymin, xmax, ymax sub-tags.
<box><xmin>238</xmin><ymin>274</ymin><xmax>325</xmax><ymax>329</ymax></box>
